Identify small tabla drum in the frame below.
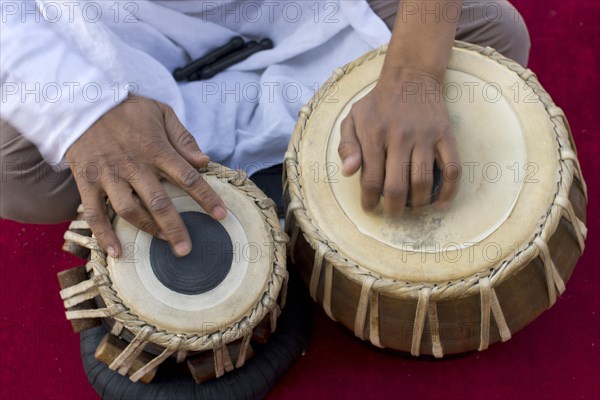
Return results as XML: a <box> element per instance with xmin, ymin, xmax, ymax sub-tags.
<box><xmin>283</xmin><ymin>41</ymin><xmax>588</xmax><ymax>357</ymax></box>
<box><xmin>58</xmin><ymin>163</ymin><xmax>307</xmax><ymax>398</ymax></box>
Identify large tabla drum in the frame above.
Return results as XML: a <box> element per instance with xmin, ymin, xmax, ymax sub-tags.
<box><xmin>58</xmin><ymin>163</ymin><xmax>309</xmax><ymax>399</ymax></box>
<box><xmin>283</xmin><ymin>41</ymin><xmax>588</xmax><ymax>357</ymax></box>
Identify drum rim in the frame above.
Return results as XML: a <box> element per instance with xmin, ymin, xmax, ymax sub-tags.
<box><xmin>62</xmin><ymin>162</ymin><xmax>289</xmax><ymax>352</ymax></box>
<box><xmin>283</xmin><ymin>41</ymin><xmax>588</xmax><ymax>303</ymax></box>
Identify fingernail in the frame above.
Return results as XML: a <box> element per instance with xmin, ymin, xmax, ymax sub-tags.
<box><xmin>384</xmin><ymin>211</ymin><xmax>403</xmax><ymax>220</ymax></box>
<box><xmin>195</xmin><ymin>151</ymin><xmax>210</xmax><ymax>163</ymax></box>
<box><xmin>195</xmin><ymin>150</ymin><xmax>209</xmax><ymax>159</ymax></box>
<box><xmin>107</xmin><ymin>245</ymin><xmax>117</xmax><ymax>259</ymax></box>
<box><xmin>212</xmin><ymin>206</ymin><xmax>227</xmax><ymax>220</ymax></box>
<box><xmin>174</xmin><ymin>241</ymin><xmax>191</xmax><ymax>257</ymax></box>
<box><xmin>341</xmin><ymin>160</ymin><xmax>349</xmax><ymax>173</ymax></box>
<box><xmin>435</xmin><ymin>201</ymin><xmax>449</xmax><ymax>210</ymax></box>
<box><xmin>157</xmin><ymin>231</ymin><xmax>167</xmax><ymax>240</ymax></box>
<box><xmin>342</xmin><ymin>156</ymin><xmax>358</xmax><ymax>176</ymax></box>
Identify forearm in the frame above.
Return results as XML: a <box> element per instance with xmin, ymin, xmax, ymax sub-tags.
<box><xmin>381</xmin><ymin>0</ymin><xmax>462</xmax><ymax>82</ymax></box>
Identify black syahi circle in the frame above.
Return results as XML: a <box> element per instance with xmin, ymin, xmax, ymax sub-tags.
<box><xmin>149</xmin><ymin>211</ymin><xmax>233</xmax><ymax>295</ymax></box>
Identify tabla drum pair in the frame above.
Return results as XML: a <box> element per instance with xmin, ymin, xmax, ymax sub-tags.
<box><xmin>59</xmin><ymin>164</ymin><xmax>311</xmax><ymax>399</ymax></box>
<box><xmin>57</xmin><ymin>41</ymin><xmax>588</xmax><ymax>398</ymax></box>
<box><xmin>283</xmin><ymin>41</ymin><xmax>588</xmax><ymax>357</ymax></box>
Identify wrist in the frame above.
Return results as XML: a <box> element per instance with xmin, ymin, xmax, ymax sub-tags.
<box><xmin>379</xmin><ymin>65</ymin><xmax>445</xmax><ymax>86</ymax></box>
<box><xmin>376</xmin><ymin>67</ymin><xmax>444</xmax><ymax>98</ymax></box>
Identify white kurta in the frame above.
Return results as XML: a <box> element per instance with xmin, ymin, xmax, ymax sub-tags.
<box><xmin>1</xmin><ymin>0</ymin><xmax>391</xmax><ymax>174</ymax></box>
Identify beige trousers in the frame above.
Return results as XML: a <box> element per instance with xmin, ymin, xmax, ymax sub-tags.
<box><xmin>0</xmin><ymin>0</ymin><xmax>530</xmax><ymax>223</ymax></box>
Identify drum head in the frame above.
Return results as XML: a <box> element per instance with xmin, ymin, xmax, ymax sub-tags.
<box><xmin>295</xmin><ymin>45</ymin><xmax>560</xmax><ymax>283</ymax></box>
<box><xmin>109</xmin><ymin>176</ymin><xmax>273</xmax><ymax>335</ymax></box>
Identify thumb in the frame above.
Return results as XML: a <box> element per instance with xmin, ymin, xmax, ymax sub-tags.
<box><xmin>160</xmin><ymin>103</ymin><xmax>209</xmax><ymax>168</ymax></box>
<box><xmin>338</xmin><ymin>113</ymin><xmax>362</xmax><ymax>177</ymax></box>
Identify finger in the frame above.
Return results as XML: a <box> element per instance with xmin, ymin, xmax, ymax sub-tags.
<box><xmin>410</xmin><ymin>146</ymin><xmax>435</xmax><ymax>208</ymax></box>
<box><xmin>79</xmin><ymin>186</ymin><xmax>121</xmax><ymax>258</ymax></box>
<box><xmin>130</xmin><ymin>170</ymin><xmax>192</xmax><ymax>257</ymax></box>
<box><xmin>104</xmin><ymin>181</ymin><xmax>164</xmax><ymax>239</ymax></box>
<box><xmin>383</xmin><ymin>144</ymin><xmax>411</xmax><ymax>217</ymax></box>
<box><xmin>156</xmin><ymin>152</ymin><xmax>227</xmax><ymax>220</ymax></box>
<box><xmin>160</xmin><ymin>103</ymin><xmax>209</xmax><ymax>168</ymax></box>
<box><xmin>360</xmin><ymin>138</ymin><xmax>385</xmax><ymax>211</ymax></box>
<box><xmin>434</xmin><ymin>134</ymin><xmax>461</xmax><ymax>209</ymax></box>
<box><xmin>338</xmin><ymin>113</ymin><xmax>362</xmax><ymax>177</ymax></box>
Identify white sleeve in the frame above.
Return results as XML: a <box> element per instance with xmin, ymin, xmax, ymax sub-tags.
<box><xmin>0</xmin><ymin>2</ymin><xmax>128</xmax><ymax>164</ymax></box>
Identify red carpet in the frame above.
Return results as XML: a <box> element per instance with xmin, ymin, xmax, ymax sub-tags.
<box><xmin>1</xmin><ymin>1</ymin><xmax>599</xmax><ymax>399</ymax></box>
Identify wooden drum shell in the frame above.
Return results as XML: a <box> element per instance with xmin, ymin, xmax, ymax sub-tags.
<box><xmin>285</xmin><ymin>182</ymin><xmax>586</xmax><ymax>355</ymax></box>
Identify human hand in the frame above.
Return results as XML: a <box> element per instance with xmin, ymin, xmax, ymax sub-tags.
<box><xmin>338</xmin><ymin>68</ymin><xmax>461</xmax><ymax>217</ymax></box>
<box><xmin>65</xmin><ymin>95</ymin><xmax>226</xmax><ymax>258</ymax></box>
